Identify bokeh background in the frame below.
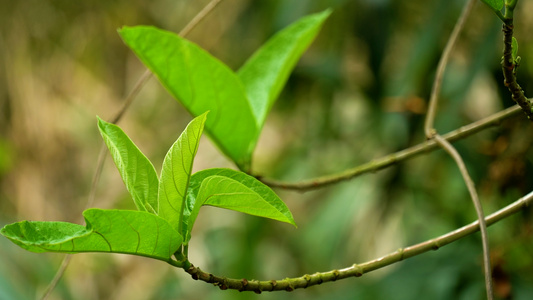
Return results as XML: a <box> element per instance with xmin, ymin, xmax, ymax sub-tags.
<box><xmin>1</xmin><ymin>0</ymin><xmax>533</xmax><ymax>299</ymax></box>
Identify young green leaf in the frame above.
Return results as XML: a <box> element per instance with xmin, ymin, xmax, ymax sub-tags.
<box><xmin>158</xmin><ymin>113</ymin><xmax>207</xmax><ymax>234</ymax></box>
<box><xmin>183</xmin><ymin>168</ymin><xmax>296</xmax><ymax>243</ymax></box>
<box><xmin>511</xmin><ymin>36</ymin><xmax>518</xmax><ymax>62</ymax></box>
<box><xmin>119</xmin><ymin>26</ymin><xmax>257</xmax><ymax>171</ymax></box>
<box><xmin>238</xmin><ymin>9</ymin><xmax>331</xmax><ymax>130</ymax></box>
<box><xmin>480</xmin><ymin>0</ymin><xmax>504</xmax><ymax>12</ymax></box>
<box><xmin>97</xmin><ymin>117</ymin><xmax>158</xmax><ymax>213</ymax></box>
<box><xmin>0</xmin><ymin>209</ymin><xmax>182</xmax><ymax>262</ymax></box>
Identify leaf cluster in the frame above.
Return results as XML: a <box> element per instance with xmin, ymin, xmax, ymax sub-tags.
<box><xmin>1</xmin><ymin>114</ymin><xmax>296</xmax><ymax>264</ymax></box>
<box><xmin>0</xmin><ymin>9</ymin><xmax>331</xmax><ymax>265</ymax></box>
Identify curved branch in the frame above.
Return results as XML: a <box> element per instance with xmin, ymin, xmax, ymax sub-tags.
<box><xmin>433</xmin><ymin>135</ymin><xmax>493</xmax><ymax>299</ymax></box>
<box><xmin>183</xmin><ymin>190</ymin><xmax>533</xmax><ymax>292</ymax></box>
<box><xmin>423</xmin><ymin>0</ymin><xmax>492</xmax><ymax>297</ymax></box>
<box><xmin>502</xmin><ymin>21</ymin><xmax>533</xmax><ymax>119</ymax></box>
<box><xmin>424</xmin><ymin>0</ymin><xmax>476</xmax><ymax>136</ymax></box>
<box><xmin>259</xmin><ymin>105</ymin><xmax>521</xmax><ymax>191</ymax></box>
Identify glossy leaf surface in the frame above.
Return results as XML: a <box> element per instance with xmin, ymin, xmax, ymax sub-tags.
<box><xmin>183</xmin><ymin>168</ymin><xmax>296</xmax><ymax>243</ymax></box>
<box><xmin>158</xmin><ymin>113</ymin><xmax>207</xmax><ymax>233</ymax></box>
<box><xmin>119</xmin><ymin>26</ymin><xmax>257</xmax><ymax>171</ymax></box>
<box><xmin>238</xmin><ymin>9</ymin><xmax>331</xmax><ymax>129</ymax></box>
<box><xmin>119</xmin><ymin>10</ymin><xmax>331</xmax><ymax>171</ymax></box>
<box><xmin>97</xmin><ymin>117</ymin><xmax>159</xmax><ymax>213</ymax></box>
<box><xmin>0</xmin><ymin>209</ymin><xmax>182</xmax><ymax>262</ymax></box>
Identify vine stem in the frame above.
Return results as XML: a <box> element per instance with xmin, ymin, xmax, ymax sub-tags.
<box><xmin>501</xmin><ymin>16</ymin><xmax>533</xmax><ymax>118</ymax></box>
<box><xmin>259</xmin><ymin>104</ymin><xmax>521</xmax><ymax>191</ymax></box>
<box><xmin>422</xmin><ymin>0</ymin><xmax>493</xmax><ymax>298</ymax></box>
<box><xmin>424</xmin><ymin>0</ymin><xmax>476</xmax><ymax>136</ymax></box>
<box><xmin>181</xmin><ymin>190</ymin><xmax>533</xmax><ymax>292</ymax></box>
<box><xmin>433</xmin><ymin>135</ymin><xmax>493</xmax><ymax>299</ymax></box>
<box><xmin>39</xmin><ymin>1</ymin><xmax>223</xmax><ymax>299</ymax></box>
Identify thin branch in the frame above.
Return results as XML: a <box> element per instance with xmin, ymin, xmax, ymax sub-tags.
<box><xmin>501</xmin><ymin>17</ymin><xmax>533</xmax><ymax>118</ymax></box>
<box><xmin>422</xmin><ymin>0</ymin><xmax>493</xmax><ymax>297</ymax></box>
<box><xmin>182</xmin><ymin>190</ymin><xmax>533</xmax><ymax>292</ymax></box>
<box><xmin>39</xmin><ymin>1</ymin><xmax>224</xmax><ymax>299</ymax></box>
<box><xmin>259</xmin><ymin>105</ymin><xmax>521</xmax><ymax>191</ymax></box>
<box><xmin>39</xmin><ymin>255</ymin><xmax>72</xmax><ymax>300</ymax></box>
<box><xmin>423</xmin><ymin>0</ymin><xmax>492</xmax><ymax>298</ymax></box>
<box><xmin>424</xmin><ymin>0</ymin><xmax>477</xmax><ymax>136</ymax></box>
<box><xmin>108</xmin><ymin>0</ymin><xmax>222</xmax><ymax>124</ymax></box>
<box><xmin>38</xmin><ymin>146</ymin><xmax>108</xmax><ymax>300</ymax></box>
<box><xmin>433</xmin><ymin>135</ymin><xmax>493</xmax><ymax>300</ymax></box>
<box><xmin>179</xmin><ymin>0</ymin><xmax>222</xmax><ymax>37</ymax></box>
<box><xmin>109</xmin><ymin>69</ymin><xmax>153</xmax><ymax>124</ymax></box>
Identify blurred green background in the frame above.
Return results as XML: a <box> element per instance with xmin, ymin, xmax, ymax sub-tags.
<box><xmin>1</xmin><ymin>0</ymin><xmax>533</xmax><ymax>299</ymax></box>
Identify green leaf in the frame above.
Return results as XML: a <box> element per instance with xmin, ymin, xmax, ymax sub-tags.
<box><xmin>118</xmin><ymin>11</ymin><xmax>331</xmax><ymax>171</ymax></box>
<box><xmin>97</xmin><ymin>117</ymin><xmax>158</xmax><ymax>213</ymax></box>
<box><xmin>238</xmin><ymin>9</ymin><xmax>331</xmax><ymax>129</ymax></box>
<box><xmin>119</xmin><ymin>26</ymin><xmax>257</xmax><ymax>171</ymax></box>
<box><xmin>0</xmin><ymin>209</ymin><xmax>182</xmax><ymax>262</ymax></box>
<box><xmin>183</xmin><ymin>168</ymin><xmax>296</xmax><ymax>243</ymax></box>
<box><xmin>511</xmin><ymin>36</ymin><xmax>518</xmax><ymax>62</ymax></box>
<box><xmin>481</xmin><ymin>0</ymin><xmax>504</xmax><ymax>12</ymax></box>
<box><xmin>158</xmin><ymin>113</ymin><xmax>207</xmax><ymax>234</ymax></box>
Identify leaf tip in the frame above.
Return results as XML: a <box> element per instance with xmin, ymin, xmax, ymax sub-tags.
<box><xmin>96</xmin><ymin>115</ymin><xmax>109</xmax><ymax>133</ymax></box>
<box><xmin>284</xmin><ymin>215</ymin><xmax>297</xmax><ymax>228</ymax></box>
<box><xmin>321</xmin><ymin>8</ymin><xmax>333</xmax><ymax>17</ymax></box>
<box><xmin>199</xmin><ymin>110</ymin><xmax>210</xmax><ymax>118</ymax></box>
<box><xmin>118</xmin><ymin>25</ymin><xmax>134</xmax><ymax>36</ymax></box>
<box><xmin>0</xmin><ymin>225</ymin><xmax>7</xmax><ymax>236</ymax></box>
<box><xmin>194</xmin><ymin>111</ymin><xmax>209</xmax><ymax>131</ymax></box>
<box><xmin>311</xmin><ymin>8</ymin><xmax>333</xmax><ymax>23</ymax></box>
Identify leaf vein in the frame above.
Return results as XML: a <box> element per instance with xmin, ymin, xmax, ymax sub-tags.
<box><xmin>94</xmin><ymin>231</ymin><xmax>112</xmax><ymax>251</ymax></box>
<box><xmin>121</xmin><ymin>212</ymin><xmax>141</xmax><ymax>254</ymax></box>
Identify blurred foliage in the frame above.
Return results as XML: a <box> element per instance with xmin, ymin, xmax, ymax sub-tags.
<box><xmin>1</xmin><ymin>0</ymin><xmax>533</xmax><ymax>299</ymax></box>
